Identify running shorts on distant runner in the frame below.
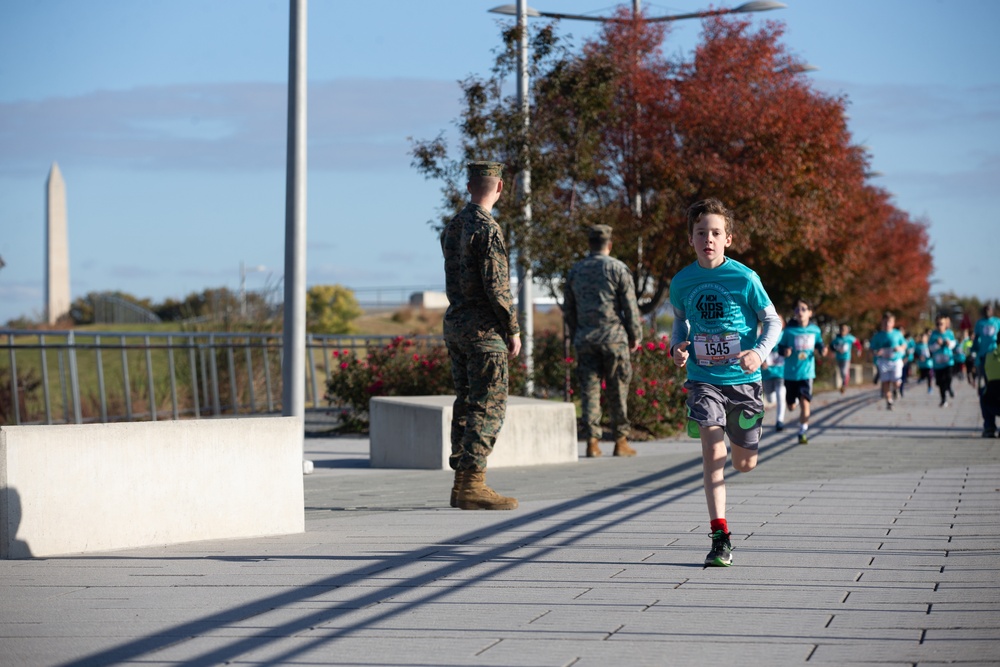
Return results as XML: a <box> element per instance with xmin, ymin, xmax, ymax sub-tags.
<box><xmin>685</xmin><ymin>381</ymin><xmax>765</xmax><ymax>451</ymax></box>
<box><xmin>785</xmin><ymin>378</ymin><xmax>814</xmax><ymax>406</ymax></box>
<box><xmin>876</xmin><ymin>357</ymin><xmax>904</xmax><ymax>383</ymax></box>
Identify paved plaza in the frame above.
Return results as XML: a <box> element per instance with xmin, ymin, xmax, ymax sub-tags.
<box><xmin>2</xmin><ymin>380</ymin><xmax>999</xmax><ymax>666</ymax></box>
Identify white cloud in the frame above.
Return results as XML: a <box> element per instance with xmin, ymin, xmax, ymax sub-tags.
<box><xmin>0</xmin><ymin>79</ymin><xmax>463</xmax><ymax>175</ymax></box>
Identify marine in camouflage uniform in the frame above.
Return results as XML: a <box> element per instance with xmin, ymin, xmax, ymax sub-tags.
<box><xmin>441</xmin><ymin>161</ymin><xmax>521</xmax><ymax>510</ymax></box>
<box><xmin>563</xmin><ymin>224</ymin><xmax>642</xmax><ymax>457</ymax></box>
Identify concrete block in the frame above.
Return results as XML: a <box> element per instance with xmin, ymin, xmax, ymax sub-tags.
<box><xmin>0</xmin><ymin>417</ymin><xmax>305</xmax><ymax>559</ymax></box>
<box><xmin>369</xmin><ymin>395</ymin><xmax>577</xmax><ymax>469</ymax></box>
<box><xmin>408</xmin><ymin>291</ymin><xmax>449</xmax><ymax>309</ymax></box>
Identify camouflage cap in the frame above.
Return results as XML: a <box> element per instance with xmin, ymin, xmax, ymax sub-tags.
<box><xmin>467</xmin><ymin>161</ymin><xmax>504</xmax><ymax>179</ymax></box>
<box><xmin>588</xmin><ymin>224</ymin><xmax>613</xmax><ymax>242</ymax></box>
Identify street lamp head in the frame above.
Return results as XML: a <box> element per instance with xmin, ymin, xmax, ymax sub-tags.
<box><xmin>732</xmin><ymin>1</ymin><xmax>787</xmax><ymax>12</ymax></box>
<box><xmin>488</xmin><ymin>4</ymin><xmax>541</xmax><ymax>17</ymax></box>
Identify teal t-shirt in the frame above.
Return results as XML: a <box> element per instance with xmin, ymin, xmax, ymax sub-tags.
<box><xmin>905</xmin><ymin>336</ymin><xmax>916</xmax><ymax>363</ymax></box>
<box><xmin>914</xmin><ymin>342</ymin><xmax>933</xmax><ymax>369</ymax></box>
<box><xmin>831</xmin><ymin>334</ymin><xmax>856</xmax><ymax>362</ymax></box>
<box><xmin>974</xmin><ymin>317</ymin><xmax>1000</xmax><ymax>358</ymax></box>
<box><xmin>780</xmin><ymin>323</ymin><xmax>824</xmax><ymax>381</ymax></box>
<box><xmin>952</xmin><ymin>340</ymin><xmax>967</xmax><ymax>364</ymax></box>
<box><xmin>928</xmin><ymin>329</ymin><xmax>956</xmax><ymax>370</ymax></box>
<box><xmin>669</xmin><ymin>258</ymin><xmax>773</xmax><ymax>385</ymax></box>
<box><xmin>870</xmin><ymin>329</ymin><xmax>906</xmax><ymax>362</ymax></box>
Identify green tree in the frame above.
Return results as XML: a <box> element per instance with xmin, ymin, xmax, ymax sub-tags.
<box><xmin>307</xmin><ymin>285</ymin><xmax>363</xmax><ymax>334</ymax></box>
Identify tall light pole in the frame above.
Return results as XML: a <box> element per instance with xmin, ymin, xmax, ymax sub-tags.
<box><xmin>283</xmin><ymin>0</ymin><xmax>311</xmax><ymax>473</ymax></box>
<box><xmin>515</xmin><ymin>0</ymin><xmax>535</xmax><ymax>396</ymax></box>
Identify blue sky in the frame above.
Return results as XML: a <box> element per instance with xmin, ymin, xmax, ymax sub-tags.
<box><xmin>1</xmin><ymin>0</ymin><xmax>998</xmax><ymax>326</ymax></box>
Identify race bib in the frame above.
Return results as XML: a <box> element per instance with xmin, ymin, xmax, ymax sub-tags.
<box><xmin>694</xmin><ymin>332</ymin><xmax>742</xmax><ymax>366</ymax></box>
<box><xmin>794</xmin><ymin>333</ymin><xmax>813</xmax><ymax>360</ymax></box>
<box><xmin>933</xmin><ymin>351</ymin><xmax>950</xmax><ymax>365</ymax></box>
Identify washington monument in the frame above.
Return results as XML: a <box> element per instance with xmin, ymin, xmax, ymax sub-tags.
<box><xmin>46</xmin><ymin>162</ymin><xmax>71</xmax><ymax>324</ymax></box>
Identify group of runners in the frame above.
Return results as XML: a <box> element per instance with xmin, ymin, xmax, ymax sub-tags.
<box><xmin>758</xmin><ymin>304</ymin><xmax>1000</xmax><ymax>435</ymax></box>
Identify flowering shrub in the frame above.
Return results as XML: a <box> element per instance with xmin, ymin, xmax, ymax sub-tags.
<box><xmin>325</xmin><ymin>331</ymin><xmax>688</xmax><ymax>438</ymax></box>
<box><xmin>324</xmin><ymin>336</ymin><xmax>452</xmax><ymax>430</ymax></box>
<box><xmin>509</xmin><ymin>328</ymin><xmax>574</xmax><ymax>398</ymax></box>
<box><xmin>626</xmin><ymin>334</ymin><xmax>688</xmax><ymax>439</ymax></box>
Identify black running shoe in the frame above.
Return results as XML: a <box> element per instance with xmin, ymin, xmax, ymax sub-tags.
<box><xmin>705</xmin><ymin>529</ymin><xmax>733</xmax><ymax>567</ymax></box>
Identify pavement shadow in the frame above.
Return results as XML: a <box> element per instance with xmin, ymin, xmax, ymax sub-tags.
<box><xmin>62</xmin><ymin>453</ymin><xmax>712</xmax><ymax>666</ymax></box>
<box><xmin>58</xmin><ymin>388</ymin><xmax>917</xmax><ymax>666</ymax></box>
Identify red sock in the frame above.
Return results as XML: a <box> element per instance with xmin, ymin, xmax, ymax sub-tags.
<box><xmin>710</xmin><ymin>518</ymin><xmax>728</xmax><ymax>534</ymax></box>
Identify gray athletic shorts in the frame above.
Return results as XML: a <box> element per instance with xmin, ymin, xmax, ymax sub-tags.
<box><xmin>762</xmin><ymin>376</ymin><xmax>784</xmax><ymax>396</ymax></box>
<box><xmin>685</xmin><ymin>381</ymin><xmax>765</xmax><ymax>451</ymax></box>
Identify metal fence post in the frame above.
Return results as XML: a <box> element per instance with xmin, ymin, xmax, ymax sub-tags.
<box><xmin>121</xmin><ymin>335</ymin><xmax>133</xmax><ymax>421</ymax></box>
<box><xmin>7</xmin><ymin>333</ymin><xmax>21</xmax><ymax>425</ymax></box>
<box><xmin>144</xmin><ymin>334</ymin><xmax>156</xmax><ymax>421</ymax></box>
<box><xmin>167</xmin><ymin>334</ymin><xmax>179</xmax><ymax>420</ymax></box>
<box><xmin>307</xmin><ymin>335</ymin><xmax>318</xmax><ymax>409</ymax></box>
<box><xmin>208</xmin><ymin>334</ymin><xmax>221</xmax><ymax>416</ymax></box>
<box><xmin>263</xmin><ymin>336</ymin><xmax>275</xmax><ymax>412</ymax></box>
<box><xmin>57</xmin><ymin>345</ymin><xmax>69</xmax><ymax>424</ymax></box>
<box><xmin>226</xmin><ymin>337</ymin><xmax>238</xmax><ymax>414</ymax></box>
<box><xmin>39</xmin><ymin>334</ymin><xmax>52</xmax><ymax>424</ymax></box>
<box><xmin>67</xmin><ymin>330</ymin><xmax>82</xmax><ymax>424</ymax></box>
<box><xmin>188</xmin><ymin>337</ymin><xmax>201</xmax><ymax>418</ymax></box>
<box><xmin>95</xmin><ymin>334</ymin><xmax>108</xmax><ymax>423</ymax></box>
<box><xmin>244</xmin><ymin>338</ymin><xmax>257</xmax><ymax>413</ymax></box>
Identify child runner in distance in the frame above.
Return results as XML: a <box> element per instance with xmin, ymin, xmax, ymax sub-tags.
<box><xmin>831</xmin><ymin>323</ymin><xmax>857</xmax><ymax>394</ymax></box>
<box><xmin>670</xmin><ymin>198</ymin><xmax>781</xmax><ymax>567</ymax></box>
<box><xmin>778</xmin><ymin>299</ymin><xmax>827</xmax><ymax>444</ymax></box>
<box><xmin>914</xmin><ymin>330</ymin><xmax>934</xmax><ymax>394</ymax></box>
<box><xmin>929</xmin><ymin>314</ymin><xmax>957</xmax><ymax>407</ymax></box>
<box><xmin>870</xmin><ymin>312</ymin><xmax>908</xmax><ymax>410</ymax></box>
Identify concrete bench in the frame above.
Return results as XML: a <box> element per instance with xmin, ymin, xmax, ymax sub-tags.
<box><xmin>1</xmin><ymin>417</ymin><xmax>304</xmax><ymax>559</ymax></box>
<box><xmin>369</xmin><ymin>395</ymin><xmax>578</xmax><ymax>470</ymax></box>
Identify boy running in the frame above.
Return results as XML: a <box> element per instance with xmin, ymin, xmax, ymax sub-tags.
<box><xmin>870</xmin><ymin>312</ymin><xmax>908</xmax><ymax>409</ymax></box>
<box><xmin>831</xmin><ymin>323</ymin><xmax>858</xmax><ymax>394</ymax></box>
<box><xmin>929</xmin><ymin>314</ymin><xmax>957</xmax><ymax>407</ymax></box>
<box><xmin>779</xmin><ymin>299</ymin><xmax>827</xmax><ymax>444</ymax></box>
<box><xmin>670</xmin><ymin>198</ymin><xmax>781</xmax><ymax>567</ymax></box>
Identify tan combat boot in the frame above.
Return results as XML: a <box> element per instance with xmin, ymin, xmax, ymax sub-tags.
<box><xmin>455</xmin><ymin>470</ymin><xmax>518</xmax><ymax>510</ymax></box>
<box><xmin>613</xmin><ymin>436</ymin><xmax>637</xmax><ymax>457</ymax></box>
<box><xmin>586</xmin><ymin>437</ymin><xmax>602</xmax><ymax>458</ymax></box>
<box><xmin>450</xmin><ymin>470</ymin><xmax>462</xmax><ymax>508</ymax></box>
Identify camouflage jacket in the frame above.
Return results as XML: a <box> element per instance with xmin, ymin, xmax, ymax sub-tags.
<box><xmin>441</xmin><ymin>203</ymin><xmax>520</xmax><ymax>350</ymax></box>
<box><xmin>563</xmin><ymin>253</ymin><xmax>642</xmax><ymax>348</ymax></box>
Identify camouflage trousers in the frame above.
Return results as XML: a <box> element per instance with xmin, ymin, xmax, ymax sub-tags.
<box><xmin>577</xmin><ymin>341</ymin><xmax>632</xmax><ymax>441</ymax></box>
<box><xmin>446</xmin><ymin>341</ymin><xmax>509</xmax><ymax>472</ymax></box>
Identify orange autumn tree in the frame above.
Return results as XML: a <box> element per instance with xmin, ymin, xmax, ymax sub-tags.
<box><xmin>411</xmin><ymin>11</ymin><xmax>932</xmax><ymax>319</ymax></box>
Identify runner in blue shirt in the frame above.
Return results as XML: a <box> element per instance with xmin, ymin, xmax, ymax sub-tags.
<box><xmin>670</xmin><ymin>198</ymin><xmax>781</xmax><ymax>567</ymax></box>
<box><xmin>928</xmin><ymin>314</ymin><xmax>957</xmax><ymax>407</ymax></box>
<box><xmin>952</xmin><ymin>330</ymin><xmax>967</xmax><ymax>383</ymax></box>
<box><xmin>778</xmin><ymin>299</ymin><xmax>827</xmax><ymax>444</ymax></box>
<box><xmin>869</xmin><ymin>312</ymin><xmax>908</xmax><ymax>410</ymax></box>
<box><xmin>830</xmin><ymin>324</ymin><xmax>858</xmax><ymax>394</ymax></box>
<box><xmin>973</xmin><ymin>304</ymin><xmax>1000</xmax><ymax>390</ymax></box>
<box><xmin>913</xmin><ymin>330</ymin><xmax>934</xmax><ymax>393</ymax></box>
<box><xmin>901</xmin><ymin>330</ymin><xmax>916</xmax><ymax>397</ymax></box>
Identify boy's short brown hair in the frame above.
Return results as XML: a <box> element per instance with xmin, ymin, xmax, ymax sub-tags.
<box><xmin>686</xmin><ymin>198</ymin><xmax>734</xmax><ymax>236</ymax></box>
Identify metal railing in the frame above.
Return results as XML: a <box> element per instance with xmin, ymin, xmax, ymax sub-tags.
<box><xmin>1</xmin><ymin>329</ymin><xmax>444</xmax><ymax>426</ymax></box>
